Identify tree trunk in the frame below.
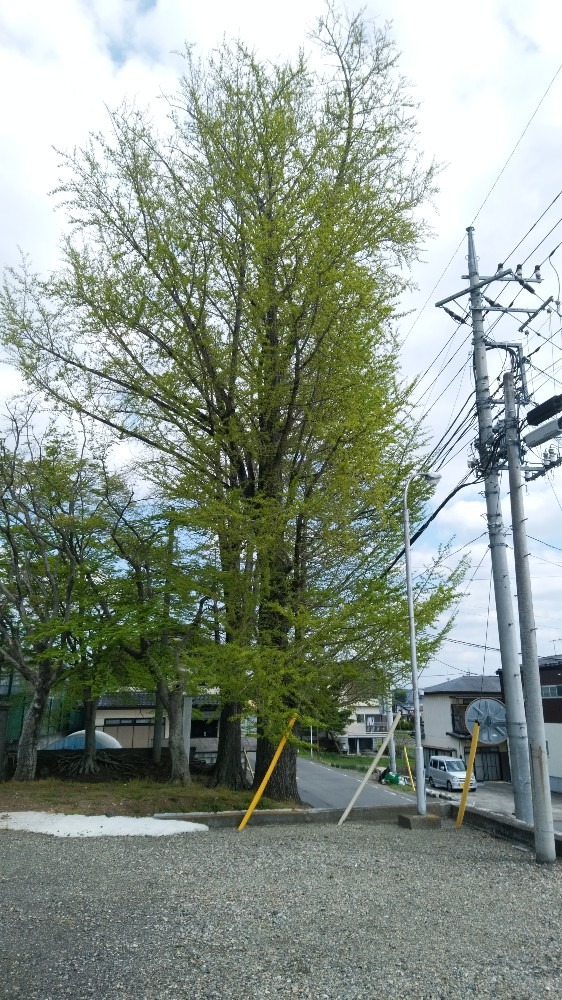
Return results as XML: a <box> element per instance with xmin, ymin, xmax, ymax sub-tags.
<box><xmin>79</xmin><ymin>687</ymin><xmax>99</xmax><ymax>775</ymax></box>
<box><xmin>208</xmin><ymin>701</ymin><xmax>248</xmax><ymax>790</ymax></box>
<box><xmin>214</xmin><ymin>532</ymin><xmax>249</xmax><ymax>790</ymax></box>
<box><xmin>13</xmin><ymin>683</ymin><xmax>50</xmax><ymax>781</ymax></box>
<box><xmin>152</xmin><ymin>688</ymin><xmax>164</xmax><ymax>765</ymax></box>
<box><xmin>160</xmin><ymin>685</ymin><xmax>190</xmax><ymax>784</ymax></box>
<box><xmin>253</xmin><ymin>734</ymin><xmax>300</xmax><ymax>803</ymax></box>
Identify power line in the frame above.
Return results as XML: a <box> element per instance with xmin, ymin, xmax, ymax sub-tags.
<box><xmin>527</xmin><ymin>535</ymin><xmax>562</xmax><ymax>555</ymax></box>
<box><xmin>503</xmin><ymin>188</ymin><xmax>562</xmax><ymax>265</ymax></box>
<box><xmin>443</xmin><ymin>637</ymin><xmax>501</xmax><ymax>653</ymax></box>
<box><xmin>403</xmin><ymin>60</ymin><xmax>562</xmax><ymax>346</ymax></box>
<box><xmin>471</xmin><ymin>60</ymin><xmax>562</xmax><ymax>226</ymax></box>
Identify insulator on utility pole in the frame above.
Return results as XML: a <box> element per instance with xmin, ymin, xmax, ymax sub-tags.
<box><xmin>504</xmin><ymin>372</ymin><xmax>556</xmax><ymax>863</ymax></box>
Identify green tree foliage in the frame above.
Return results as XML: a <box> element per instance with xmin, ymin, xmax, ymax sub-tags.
<box><xmin>96</xmin><ymin>490</ymin><xmax>217</xmax><ymax>784</ymax></box>
<box><xmin>0</xmin><ymin>415</ymin><xmax>121</xmax><ymax>779</ymax></box>
<box><xmin>0</xmin><ymin>7</ymin><xmax>464</xmax><ymax>796</ymax></box>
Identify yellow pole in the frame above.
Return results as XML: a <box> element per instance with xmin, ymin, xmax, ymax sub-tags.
<box><xmin>404</xmin><ymin>745</ymin><xmax>415</xmax><ymax>790</ymax></box>
<box><xmin>238</xmin><ymin>715</ymin><xmax>297</xmax><ymax>831</ymax></box>
<box><xmin>455</xmin><ymin>722</ymin><xmax>479</xmax><ymax>829</ymax></box>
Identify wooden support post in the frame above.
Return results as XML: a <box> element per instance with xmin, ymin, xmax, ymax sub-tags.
<box><xmin>456</xmin><ymin>722</ymin><xmax>479</xmax><ymax>829</ymax></box>
<box><xmin>238</xmin><ymin>716</ymin><xmax>297</xmax><ymax>830</ymax></box>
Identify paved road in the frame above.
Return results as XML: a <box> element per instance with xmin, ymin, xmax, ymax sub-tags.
<box><xmin>296</xmin><ymin>755</ymin><xmax>412</xmax><ymax>809</ymax></box>
<box><xmin>434</xmin><ymin>779</ymin><xmax>562</xmax><ymax>833</ymax></box>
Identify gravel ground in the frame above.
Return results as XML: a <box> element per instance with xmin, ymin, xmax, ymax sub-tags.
<box><xmin>1</xmin><ymin>819</ymin><xmax>561</xmax><ymax>1000</ymax></box>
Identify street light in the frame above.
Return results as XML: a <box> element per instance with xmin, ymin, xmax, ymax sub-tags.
<box><xmin>403</xmin><ymin>470</ymin><xmax>441</xmax><ymax>815</ymax></box>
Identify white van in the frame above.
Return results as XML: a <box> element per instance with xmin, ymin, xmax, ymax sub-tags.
<box><xmin>426</xmin><ymin>755</ymin><xmax>477</xmax><ymax>792</ymax></box>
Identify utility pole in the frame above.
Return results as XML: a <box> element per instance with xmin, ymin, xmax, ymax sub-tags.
<box><xmin>436</xmin><ymin>227</ymin><xmax>533</xmax><ymax>824</ymax></box>
<box><xmin>465</xmin><ymin>227</ymin><xmax>533</xmax><ymax>824</ymax></box>
<box><xmin>504</xmin><ymin>371</ymin><xmax>556</xmax><ymax>862</ymax></box>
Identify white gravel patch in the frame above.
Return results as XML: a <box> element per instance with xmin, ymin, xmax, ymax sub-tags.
<box><xmin>0</xmin><ymin>810</ymin><xmax>208</xmax><ymax>837</ymax></box>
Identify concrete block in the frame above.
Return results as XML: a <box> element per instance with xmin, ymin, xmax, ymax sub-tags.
<box><xmin>398</xmin><ymin>812</ymin><xmax>442</xmax><ymax>830</ymax></box>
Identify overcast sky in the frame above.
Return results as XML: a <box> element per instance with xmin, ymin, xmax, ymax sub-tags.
<box><xmin>1</xmin><ymin>0</ymin><xmax>562</xmax><ymax>686</ymax></box>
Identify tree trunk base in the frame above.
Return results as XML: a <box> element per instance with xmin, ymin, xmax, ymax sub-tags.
<box><xmin>78</xmin><ymin>755</ymin><xmax>99</xmax><ymax>775</ymax></box>
<box><xmin>167</xmin><ymin>773</ymin><xmax>191</xmax><ymax>786</ymax></box>
<box><xmin>253</xmin><ymin>736</ymin><xmax>301</xmax><ymax>803</ymax></box>
<box><xmin>209</xmin><ymin>702</ymin><xmax>248</xmax><ymax>790</ymax></box>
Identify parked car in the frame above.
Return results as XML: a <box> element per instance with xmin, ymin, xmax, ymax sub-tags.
<box><xmin>426</xmin><ymin>755</ymin><xmax>477</xmax><ymax>792</ymax></box>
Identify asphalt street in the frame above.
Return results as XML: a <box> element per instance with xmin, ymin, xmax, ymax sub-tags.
<box><xmin>295</xmin><ymin>755</ymin><xmax>413</xmax><ymax>809</ymax></box>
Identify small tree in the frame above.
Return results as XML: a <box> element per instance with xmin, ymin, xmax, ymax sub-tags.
<box><xmin>0</xmin><ymin>416</ymin><xmax>113</xmax><ymax>779</ymax></box>
<box><xmin>98</xmin><ymin>489</ymin><xmax>216</xmax><ymax>785</ymax></box>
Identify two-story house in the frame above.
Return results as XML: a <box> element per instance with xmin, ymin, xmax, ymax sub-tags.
<box><xmin>421</xmin><ymin>676</ymin><xmax>511</xmax><ymax>782</ymax></box>
<box><xmin>344</xmin><ymin>702</ymin><xmax>388</xmax><ymax>754</ymax></box>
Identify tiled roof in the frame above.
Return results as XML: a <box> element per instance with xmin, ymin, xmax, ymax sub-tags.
<box><xmin>422</xmin><ymin>675</ymin><xmax>501</xmax><ymax>696</ymax></box>
<box><xmin>98</xmin><ymin>690</ymin><xmax>220</xmax><ymax>709</ymax></box>
<box><xmin>98</xmin><ymin>691</ymin><xmax>156</xmax><ymax>709</ymax></box>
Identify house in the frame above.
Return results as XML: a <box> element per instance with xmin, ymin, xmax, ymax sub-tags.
<box><xmin>343</xmin><ymin>702</ymin><xmax>388</xmax><ymax>754</ymax></box>
<box><xmin>96</xmin><ymin>691</ymin><xmax>165</xmax><ymax>748</ymax></box>
<box><xmin>421</xmin><ymin>676</ymin><xmax>511</xmax><ymax>782</ymax></box>
<box><xmin>537</xmin><ymin>656</ymin><xmax>562</xmax><ymax>794</ymax></box>
<box><xmin>96</xmin><ymin>691</ymin><xmax>254</xmax><ymax>759</ymax></box>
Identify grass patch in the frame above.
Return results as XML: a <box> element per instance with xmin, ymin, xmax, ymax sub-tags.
<box><xmin>316</xmin><ymin>752</ymin><xmax>390</xmax><ymax>772</ymax></box>
<box><xmin>0</xmin><ymin>776</ymin><xmax>300</xmax><ymax>816</ymax></box>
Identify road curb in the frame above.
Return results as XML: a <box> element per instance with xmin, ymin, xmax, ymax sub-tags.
<box><xmin>154</xmin><ymin>803</ymin><xmax>451</xmax><ymax>828</ymax></box>
<box><xmin>154</xmin><ymin>798</ymin><xmax>562</xmax><ymax>855</ymax></box>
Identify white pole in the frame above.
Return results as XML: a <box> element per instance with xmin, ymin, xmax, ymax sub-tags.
<box><xmin>504</xmin><ymin>371</ymin><xmax>555</xmax><ymax>863</ymax></box>
<box><xmin>386</xmin><ymin>697</ymin><xmax>396</xmax><ymax>772</ymax></box>
<box><xmin>403</xmin><ymin>478</ymin><xmax>426</xmax><ymax>816</ymax></box>
<box><xmin>338</xmin><ymin>712</ymin><xmax>402</xmax><ymax>825</ymax></box>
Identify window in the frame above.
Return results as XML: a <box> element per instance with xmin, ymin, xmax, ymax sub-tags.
<box><xmin>541</xmin><ymin>685</ymin><xmax>562</xmax><ymax>698</ymax></box>
<box><xmin>356</xmin><ymin>714</ymin><xmax>365</xmax><ymax>723</ymax></box>
<box><xmin>451</xmin><ymin>702</ymin><xmax>470</xmax><ymax>735</ymax></box>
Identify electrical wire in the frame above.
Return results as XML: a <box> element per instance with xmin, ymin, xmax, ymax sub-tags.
<box><xmin>444</xmin><ymin>637</ymin><xmax>500</xmax><ymax>653</ymax></box>
<box><xmin>549</xmin><ymin>478</ymin><xmax>562</xmax><ymax>514</ymax></box>
<box><xmin>414</xmin><ymin>326</ymin><xmax>472</xmax><ymax>408</ymax></box>
<box><xmin>480</xmin><ymin>565</ymin><xmax>493</xmax><ymax>689</ymax></box>
<box><xmin>403</xmin><ymin>59</ymin><xmax>562</xmax><ymax>346</ymax></box>
<box><xmin>527</xmin><ymin>360</ymin><xmax>562</xmax><ymax>387</ymax></box>
<box><xmin>425</xmin><ymin>388</ymin><xmax>476</xmax><ymax>468</ymax></box>
<box><xmin>502</xmin><ymin>189</ymin><xmax>562</xmax><ymax>265</ymax></box>
<box><xmin>471</xmin><ymin>60</ymin><xmax>562</xmax><ymax>226</ymax></box>
<box><xmin>426</xmin><ymin>656</ymin><xmax>479</xmax><ymax>677</ymax></box>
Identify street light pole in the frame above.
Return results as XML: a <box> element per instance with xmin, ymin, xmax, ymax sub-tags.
<box><xmin>404</xmin><ymin>471</ymin><xmax>441</xmax><ymax>815</ymax></box>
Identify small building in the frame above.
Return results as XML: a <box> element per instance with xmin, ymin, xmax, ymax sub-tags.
<box><xmin>96</xmin><ymin>691</ymin><xmax>165</xmax><ymax>748</ymax></box>
<box><xmin>344</xmin><ymin>702</ymin><xmax>388</xmax><ymax>754</ymax></box>
<box><xmin>96</xmin><ymin>691</ymin><xmax>254</xmax><ymax>759</ymax></box>
<box><xmin>421</xmin><ymin>676</ymin><xmax>510</xmax><ymax>782</ymax></box>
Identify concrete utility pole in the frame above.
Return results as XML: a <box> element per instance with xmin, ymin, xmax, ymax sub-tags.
<box><xmin>504</xmin><ymin>371</ymin><xmax>556</xmax><ymax>862</ymax></box>
<box><xmin>465</xmin><ymin>227</ymin><xmax>533</xmax><ymax>825</ymax></box>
